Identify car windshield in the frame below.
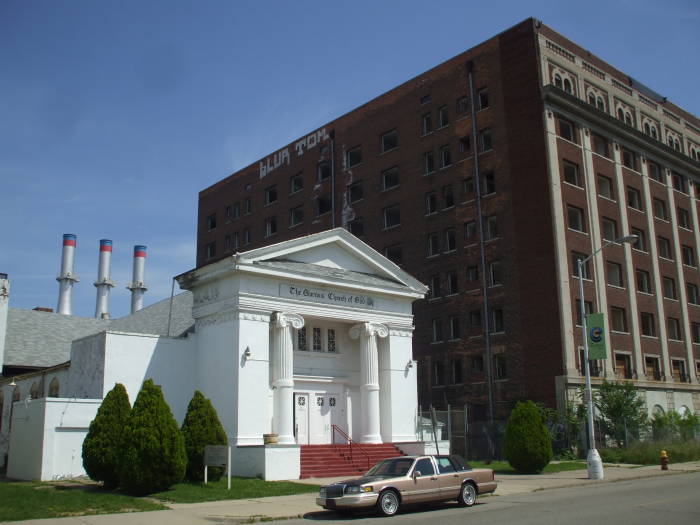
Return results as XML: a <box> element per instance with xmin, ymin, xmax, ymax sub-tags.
<box><xmin>366</xmin><ymin>458</ymin><xmax>414</xmax><ymax>477</ymax></box>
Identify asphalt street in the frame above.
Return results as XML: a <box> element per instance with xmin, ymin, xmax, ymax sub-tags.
<box><xmin>293</xmin><ymin>471</ymin><xmax>700</xmax><ymax>525</ymax></box>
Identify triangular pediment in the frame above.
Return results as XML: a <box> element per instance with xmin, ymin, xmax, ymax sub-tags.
<box><xmin>237</xmin><ymin>228</ymin><xmax>427</xmax><ymax>294</ymax></box>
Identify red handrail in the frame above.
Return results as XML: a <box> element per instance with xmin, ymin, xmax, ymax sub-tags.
<box><xmin>331</xmin><ymin>424</ymin><xmax>372</xmax><ymax>469</ymax></box>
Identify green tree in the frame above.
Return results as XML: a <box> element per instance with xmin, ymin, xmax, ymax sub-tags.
<box><xmin>593</xmin><ymin>381</ymin><xmax>647</xmax><ymax>446</ymax></box>
<box><xmin>82</xmin><ymin>383</ymin><xmax>131</xmax><ymax>489</ymax></box>
<box><xmin>118</xmin><ymin>379</ymin><xmax>186</xmax><ymax>495</ymax></box>
<box><xmin>181</xmin><ymin>391</ymin><xmax>228</xmax><ymax>482</ymax></box>
<box><xmin>504</xmin><ymin>400</ymin><xmax>553</xmax><ymax>473</ymax></box>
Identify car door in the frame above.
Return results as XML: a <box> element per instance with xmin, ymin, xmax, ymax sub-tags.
<box><xmin>404</xmin><ymin>457</ymin><xmax>440</xmax><ymax>503</ymax></box>
<box><xmin>435</xmin><ymin>456</ymin><xmax>461</xmax><ymax>499</ymax></box>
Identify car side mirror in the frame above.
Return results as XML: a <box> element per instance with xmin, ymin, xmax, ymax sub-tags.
<box><xmin>412</xmin><ymin>470</ymin><xmax>422</xmax><ymax>480</ymax></box>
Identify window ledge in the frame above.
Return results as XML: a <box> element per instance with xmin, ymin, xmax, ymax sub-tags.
<box><xmin>426</xmin><ymin>253</ymin><xmax>441</xmax><ymax>259</ymax></box>
<box><xmin>423</xmin><ymin>171</ymin><xmax>436</xmax><ymax>177</ymax></box>
<box><xmin>610</xmin><ymin>330</ymin><xmax>630</xmax><ymax>335</ymax></box>
<box><xmin>567</xmin><ymin>228</ymin><xmax>589</xmax><ymax>236</ymax></box>
<box><xmin>641</xmin><ymin>335</ymin><xmax>659</xmax><ymax>340</ymax></box>
<box><xmin>443</xmin><ymin>249</ymin><xmax>457</xmax><ymax>255</ymax></box>
<box><xmin>420</xmin><ymin>131</ymin><xmax>434</xmax><ymax>137</ymax></box>
<box><xmin>381</xmin><ymin>186</ymin><xmax>399</xmax><ymax>193</ymax></box>
<box><xmin>381</xmin><ymin>224</ymin><xmax>401</xmax><ymax>232</ymax></box>
<box><xmin>379</xmin><ymin>147</ymin><xmax>399</xmax><ymax>156</ymax></box>
<box><xmin>563</xmin><ymin>181</ymin><xmax>585</xmax><ymax>190</ymax></box>
<box><xmin>598</xmin><ymin>195</ymin><xmax>617</xmax><ymax>203</ymax></box>
<box><xmin>637</xmin><ymin>291</ymin><xmax>654</xmax><ymax>296</ymax></box>
<box><xmin>607</xmin><ymin>284</ymin><xmax>626</xmax><ymax>290</ymax></box>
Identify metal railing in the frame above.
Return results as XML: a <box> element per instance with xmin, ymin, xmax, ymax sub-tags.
<box><xmin>331</xmin><ymin>424</ymin><xmax>371</xmax><ymax>469</ymax></box>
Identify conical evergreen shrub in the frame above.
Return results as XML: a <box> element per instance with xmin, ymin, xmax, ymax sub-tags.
<box><xmin>83</xmin><ymin>383</ymin><xmax>131</xmax><ymax>489</ymax></box>
<box><xmin>181</xmin><ymin>390</ymin><xmax>228</xmax><ymax>482</ymax></box>
<box><xmin>118</xmin><ymin>379</ymin><xmax>186</xmax><ymax>495</ymax></box>
<box><xmin>504</xmin><ymin>400</ymin><xmax>553</xmax><ymax>473</ymax></box>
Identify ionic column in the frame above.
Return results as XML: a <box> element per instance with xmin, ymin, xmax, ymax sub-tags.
<box><xmin>272</xmin><ymin>312</ymin><xmax>304</xmax><ymax>444</ymax></box>
<box><xmin>350</xmin><ymin>322</ymin><xmax>388</xmax><ymax>443</ymax></box>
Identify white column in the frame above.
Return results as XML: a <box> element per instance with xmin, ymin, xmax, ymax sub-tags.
<box><xmin>271</xmin><ymin>312</ymin><xmax>304</xmax><ymax>444</ymax></box>
<box><xmin>350</xmin><ymin>322</ymin><xmax>388</xmax><ymax>444</ymax></box>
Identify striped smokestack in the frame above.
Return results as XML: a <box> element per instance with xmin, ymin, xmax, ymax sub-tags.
<box><xmin>126</xmin><ymin>245</ymin><xmax>148</xmax><ymax>313</ymax></box>
<box><xmin>56</xmin><ymin>234</ymin><xmax>79</xmax><ymax>315</ymax></box>
<box><xmin>94</xmin><ymin>239</ymin><xmax>115</xmax><ymax>319</ymax></box>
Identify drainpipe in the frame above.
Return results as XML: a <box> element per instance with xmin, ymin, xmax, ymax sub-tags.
<box><xmin>330</xmin><ymin>130</ymin><xmax>336</xmax><ymax>228</ymax></box>
<box><xmin>466</xmin><ymin>60</ymin><xmax>496</xmax><ymax>428</ymax></box>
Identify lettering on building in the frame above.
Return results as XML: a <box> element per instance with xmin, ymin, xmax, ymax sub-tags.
<box><xmin>259</xmin><ymin>128</ymin><xmax>329</xmax><ymax>179</ymax></box>
<box><xmin>280</xmin><ymin>283</ymin><xmax>375</xmax><ymax>309</ymax></box>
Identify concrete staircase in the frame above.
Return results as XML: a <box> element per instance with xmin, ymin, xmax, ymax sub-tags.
<box><xmin>300</xmin><ymin>443</ymin><xmax>404</xmax><ymax>478</ymax></box>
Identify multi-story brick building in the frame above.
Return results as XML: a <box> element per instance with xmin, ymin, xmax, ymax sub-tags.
<box><xmin>196</xmin><ymin>18</ymin><xmax>700</xmax><ymax>420</ymax></box>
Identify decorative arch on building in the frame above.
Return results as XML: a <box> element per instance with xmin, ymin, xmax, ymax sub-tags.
<box><xmin>678</xmin><ymin>405</ymin><xmax>690</xmax><ymax>416</ymax></box>
<box><xmin>641</xmin><ymin>116</ymin><xmax>659</xmax><ymax>140</ymax></box>
<box><xmin>666</xmin><ymin>130</ymin><xmax>682</xmax><ymax>152</ymax></box>
<box><xmin>549</xmin><ymin>65</ymin><xmax>577</xmax><ymax>96</ymax></box>
<box><xmin>30</xmin><ymin>382</ymin><xmax>40</xmax><ymax>400</ymax></box>
<box><xmin>585</xmin><ymin>84</ymin><xmax>607</xmax><ymax>113</ymax></box>
<box><xmin>652</xmin><ymin>404</ymin><xmax>665</xmax><ymax>416</ymax></box>
<box><xmin>48</xmin><ymin>378</ymin><xmax>60</xmax><ymax>398</ymax></box>
<box><xmin>614</xmin><ymin>101</ymin><xmax>634</xmax><ymax>127</ymax></box>
<box><xmin>689</xmin><ymin>143</ymin><xmax>699</xmax><ymax>161</ymax></box>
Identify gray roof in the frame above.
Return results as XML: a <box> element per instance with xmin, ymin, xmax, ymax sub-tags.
<box><xmin>4</xmin><ymin>292</ymin><xmax>194</xmax><ymax>369</ymax></box>
<box><xmin>255</xmin><ymin>259</ymin><xmax>409</xmax><ymax>290</ymax></box>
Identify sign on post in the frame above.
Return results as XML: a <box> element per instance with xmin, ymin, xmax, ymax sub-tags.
<box><xmin>204</xmin><ymin>445</ymin><xmax>231</xmax><ymax>490</ymax></box>
<box><xmin>586</xmin><ymin>313</ymin><xmax>607</xmax><ymax>360</ymax></box>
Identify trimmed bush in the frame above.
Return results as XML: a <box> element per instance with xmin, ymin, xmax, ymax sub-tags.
<box><xmin>82</xmin><ymin>383</ymin><xmax>131</xmax><ymax>489</ymax></box>
<box><xmin>118</xmin><ymin>379</ymin><xmax>186</xmax><ymax>495</ymax></box>
<box><xmin>181</xmin><ymin>391</ymin><xmax>228</xmax><ymax>482</ymax></box>
<box><xmin>504</xmin><ymin>400</ymin><xmax>553</xmax><ymax>473</ymax></box>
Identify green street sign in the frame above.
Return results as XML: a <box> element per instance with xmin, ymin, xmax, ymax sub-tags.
<box><xmin>586</xmin><ymin>312</ymin><xmax>607</xmax><ymax>360</ymax></box>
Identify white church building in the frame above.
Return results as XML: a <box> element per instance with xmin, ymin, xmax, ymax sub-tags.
<box><xmin>0</xmin><ymin>229</ymin><xmax>428</xmax><ymax>480</ymax></box>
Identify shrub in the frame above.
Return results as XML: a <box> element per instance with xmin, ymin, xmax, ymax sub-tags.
<box><xmin>600</xmin><ymin>440</ymin><xmax>700</xmax><ymax>464</ymax></box>
<box><xmin>504</xmin><ymin>400</ymin><xmax>553</xmax><ymax>473</ymax></box>
<box><xmin>82</xmin><ymin>383</ymin><xmax>131</xmax><ymax>489</ymax></box>
<box><xmin>181</xmin><ymin>391</ymin><xmax>228</xmax><ymax>482</ymax></box>
<box><xmin>592</xmin><ymin>381</ymin><xmax>647</xmax><ymax>446</ymax></box>
<box><xmin>118</xmin><ymin>379</ymin><xmax>186</xmax><ymax>495</ymax></box>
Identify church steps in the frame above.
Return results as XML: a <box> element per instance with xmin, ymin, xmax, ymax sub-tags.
<box><xmin>299</xmin><ymin>443</ymin><xmax>404</xmax><ymax>478</ymax></box>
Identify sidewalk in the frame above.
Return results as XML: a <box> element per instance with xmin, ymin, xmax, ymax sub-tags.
<box><xmin>6</xmin><ymin>461</ymin><xmax>700</xmax><ymax>525</ymax></box>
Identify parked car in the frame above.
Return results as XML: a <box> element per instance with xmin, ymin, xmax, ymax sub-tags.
<box><xmin>316</xmin><ymin>454</ymin><xmax>496</xmax><ymax>516</ymax></box>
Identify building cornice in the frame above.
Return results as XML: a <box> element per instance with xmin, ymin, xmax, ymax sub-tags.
<box><xmin>543</xmin><ymin>85</ymin><xmax>700</xmax><ymax>177</ymax></box>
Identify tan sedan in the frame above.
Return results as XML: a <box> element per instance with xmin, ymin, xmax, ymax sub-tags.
<box><xmin>316</xmin><ymin>455</ymin><xmax>496</xmax><ymax>516</ymax></box>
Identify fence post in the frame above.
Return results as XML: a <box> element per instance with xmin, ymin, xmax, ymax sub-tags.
<box><xmin>464</xmin><ymin>404</ymin><xmax>469</xmax><ymax>460</ymax></box>
<box><xmin>447</xmin><ymin>404</ymin><xmax>452</xmax><ymax>447</ymax></box>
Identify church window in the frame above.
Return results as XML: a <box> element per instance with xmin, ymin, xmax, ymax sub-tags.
<box><xmin>313</xmin><ymin>327</ymin><xmax>323</xmax><ymax>351</ymax></box>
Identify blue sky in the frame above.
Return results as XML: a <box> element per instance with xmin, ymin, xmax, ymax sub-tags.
<box><xmin>1</xmin><ymin>0</ymin><xmax>698</xmax><ymax>318</ymax></box>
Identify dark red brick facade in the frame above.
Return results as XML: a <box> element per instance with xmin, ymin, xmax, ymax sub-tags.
<box><xmin>196</xmin><ymin>18</ymin><xmax>700</xmax><ymax>418</ymax></box>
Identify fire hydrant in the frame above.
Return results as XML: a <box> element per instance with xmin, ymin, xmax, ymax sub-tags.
<box><xmin>660</xmin><ymin>450</ymin><xmax>669</xmax><ymax>470</ymax></box>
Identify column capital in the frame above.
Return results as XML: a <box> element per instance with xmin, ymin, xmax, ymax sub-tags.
<box><xmin>349</xmin><ymin>322</ymin><xmax>389</xmax><ymax>340</ymax></box>
<box><xmin>272</xmin><ymin>312</ymin><xmax>305</xmax><ymax>329</ymax></box>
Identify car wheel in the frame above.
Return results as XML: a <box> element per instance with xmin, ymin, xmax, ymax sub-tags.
<box><xmin>377</xmin><ymin>489</ymin><xmax>400</xmax><ymax>516</ymax></box>
<box><xmin>457</xmin><ymin>482</ymin><xmax>477</xmax><ymax>507</ymax></box>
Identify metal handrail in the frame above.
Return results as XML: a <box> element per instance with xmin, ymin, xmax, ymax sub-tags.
<box><xmin>331</xmin><ymin>424</ymin><xmax>372</xmax><ymax>469</ymax></box>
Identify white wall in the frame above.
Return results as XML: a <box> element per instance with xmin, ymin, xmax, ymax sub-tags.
<box><xmin>67</xmin><ymin>332</ymin><xmax>106</xmax><ymax>399</ymax></box>
<box><xmin>102</xmin><ymin>332</ymin><xmax>196</xmax><ymax>422</ymax></box>
<box><xmin>379</xmin><ymin>332</ymin><xmax>417</xmax><ymax>442</ymax></box>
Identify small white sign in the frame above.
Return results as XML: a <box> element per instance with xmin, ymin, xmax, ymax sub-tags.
<box><xmin>280</xmin><ymin>284</ymin><xmax>375</xmax><ymax>309</ymax></box>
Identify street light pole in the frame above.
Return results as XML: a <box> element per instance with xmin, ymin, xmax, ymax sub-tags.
<box><xmin>577</xmin><ymin>234</ymin><xmax>637</xmax><ymax>481</ymax></box>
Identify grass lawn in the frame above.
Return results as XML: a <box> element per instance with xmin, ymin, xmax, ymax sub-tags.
<box><xmin>0</xmin><ymin>481</ymin><xmax>166</xmax><ymax>522</ymax></box>
<box><xmin>150</xmin><ymin>476</ymin><xmax>320</xmax><ymax>504</ymax></box>
<box><xmin>469</xmin><ymin>460</ymin><xmax>587</xmax><ymax>474</ymax></box>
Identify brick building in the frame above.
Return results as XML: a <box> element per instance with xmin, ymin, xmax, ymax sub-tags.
<box><xmin>196</xmin><ymin>18</ymin><xmax>700</xmax><ymax>420</ymax></box>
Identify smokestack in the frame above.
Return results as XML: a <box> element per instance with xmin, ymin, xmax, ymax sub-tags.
<box><xmin>94</xmin><ymin>239</ymin><xmax>115</xmax><ymax>319</ymax></box>
<box><xmin>56</xmin><ymin>234</ymin><xmax>79</xmax><ymax>315</ymax></box>
<box><xmin>127</xmin><ymin>245</ymin><xmax>148</xmax><ymax>313</ymax></box>
<box><xmin>0</xmin><ymin>273</ymin><xmax>9</xmax><ymax>369</ymax></box>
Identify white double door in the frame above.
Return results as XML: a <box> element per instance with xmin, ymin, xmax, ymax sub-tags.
<box><xmin>294</xmin><ymin>391</ymin><xmax>343</xmax><ymax>444</ymax></box>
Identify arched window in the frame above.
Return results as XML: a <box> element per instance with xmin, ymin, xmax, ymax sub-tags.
<box><xmin>48</xmin><ymin>378</ymin><xmax>60</xmax><ymax>398</ymax></box>
<box><xmin>554</xmin><ymin>74</ymin><xmax>562</xmax><ymax>89</ymax></box>
<box><xmin>679</xmin><ymin>405</ymin><xmax>690</xmax><ymax>416</ymax></box>
<box><xmin>651</xmin><ymin>126</ymin><xmax>658</xmax><ymax>139</ymax></box>
<box><xmin>30</xmin><ymin>382</ymin><xmax>40</xmax><ymax>400</ymax></box>
<box><xmin>674</xmin><ymin>139</ymin><xmax>681</xmax><ymax>151</ymax></box>
<box><xmin>652</xmin><ymin>404</ymin><xmax>665</xmax><ymax>416</ymax></box>
<box><xmin>624</xmin><ymin>112</ymin><xmax>632</xmax><ymax>126</ymax></box>
<box><xmin>596</xmin><ymin>97</ymin><xmax>605</xmax><ymax>111</ymax></box>
<box><xmin>563</xmin><ymin>78</ymin><xmax>572</xmax><ymax>94</ymax></box>
<box><xmin>617</xmin><ymin>108</ymin><xmax>625</xmax><ymax>121</ymax></box>
<box><xmin>588</xmin><ymin>93</ymin><xmax>596</xmax><ymax>105</ymax></box>
<box><xmin>12</xmin><ymin>386</ymin><xmax>20</xmax><ymax>402</ymax></box>
<box><xmin>644</xmin><ymin>123</ymin><xmax>651</xmax><ymax>135</ymax></box>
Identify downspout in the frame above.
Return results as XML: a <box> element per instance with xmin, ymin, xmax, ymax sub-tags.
<box><xmin>330</xmin><ymin>130</ymin><xmax>336</xmax><ymax>228</ymax></box>
<box><xmin>466</xmin><ymin>60</ymin><xmax>496</xmax><ymax>428</ymax></box>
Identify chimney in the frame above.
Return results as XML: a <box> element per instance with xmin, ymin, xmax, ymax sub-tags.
<box><xmin>56</xmin><ymin>234</ymin><xmax>79</xmax><ymax>315</ymax></box>
<box><xmin>127</xmin><ymin>245</ymin><xmax>148</xmax><ymax>313</ymax></box>
<box><xmin>0</xmin><ymin>273</ymin><xmax>9</xmax><ymax>370</ymax></box>
<box><xmin>94</xmin><ymin>239</ymin><xmax>115</xmax><ymax>319</ymax></box>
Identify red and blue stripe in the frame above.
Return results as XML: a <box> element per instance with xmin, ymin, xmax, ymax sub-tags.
<box><xmin>134</xmin><ymin>245</ymin><xmax>147</xmax><ymax>258</ymax></box>
<box><xmin>99</xmin><ymin>239</ymin><xmax>113</xmax><ymax>252</ymax></box>
<box><xmin>62</xmin><ymin>234</ymin><xmax>77</xmax><ymax>247</ymax></box>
